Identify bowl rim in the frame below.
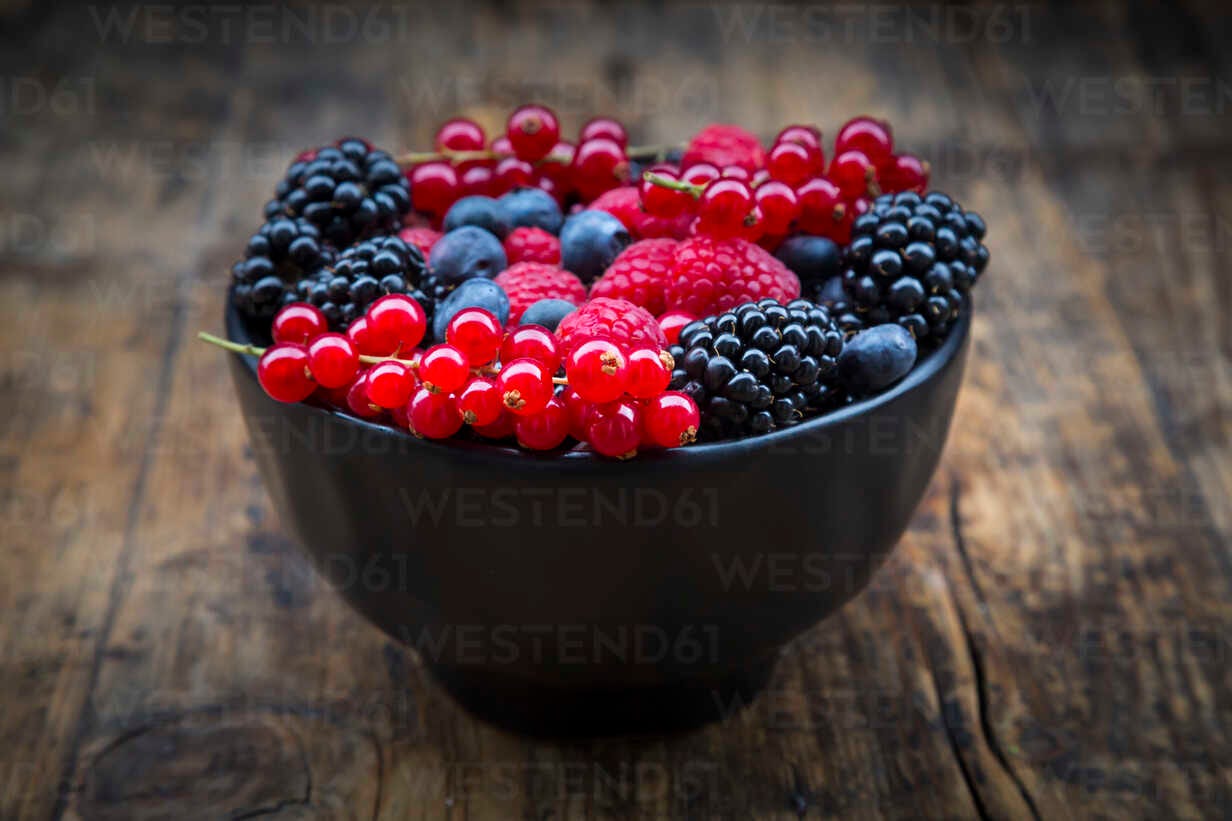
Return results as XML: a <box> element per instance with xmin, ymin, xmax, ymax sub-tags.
<box><xmin>226</xmin><ymin>299</ymin><xmax>971</xmax><ymax>464</ymax></box>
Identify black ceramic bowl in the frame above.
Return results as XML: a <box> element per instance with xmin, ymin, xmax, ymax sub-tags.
<box><xmin>226</xmin><ymin>302</ymin><xmax>971</xmax><ymax>737</ymax></box>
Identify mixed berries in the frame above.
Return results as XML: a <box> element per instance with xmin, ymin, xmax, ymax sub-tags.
<box><xmin>215</xmin><ymin>107</ymin><xmax>989</xmax><ymax>458</ymax></box>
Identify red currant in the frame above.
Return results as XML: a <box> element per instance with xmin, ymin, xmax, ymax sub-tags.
<box><xmin>766</xmin><ymin>141</ymin><xmax>813</xmax><ymax>187</ymax></box>
<box><xmin>500</xmin><ymin>325</ymin><xmax>560</xmax><ymax>372</ymax></box>
<box><xmin>640</xmin><ymin>170</ymin><xmax>694</xmax><ymax>218</ymax></box>
<box><xmin>754</xmin><ymin>180</ymin><xmax>800</xmax><ymax>236</ymax></box>
<box><xmin>775</xmin><ymin>124</ymin><xmax>822</xmax><ymax>152</ymax></box>
<box><xmin>515</xmin><ymin>396</ymin><xmax>569</xmax><ymax>450</ymax></box>
<box><xmin>446</xmin><ymin>307</ymin><xmax>503</xmax><ymax>366</ymax></box>
<box><xmin>507</xmin><ymin>104</ymin><xmax>560</xmax><ymax>162</ymax></box>
<box><xmin>643</xmin><ymin>391</ymin><xmax>700</xmax><ymax>448</ymax></box>
<box><xmin>571</xmin><ymin>138</ymin><xmax>628</xmax><ymax>201</ymax></box>
<box><xmin>579</xmin><ymin>117</ymin><xmax>628</xmax><ymax>149</ymax></box>
<box><xmin>878</xmin><ymin>153</ymin><xmax>930</xmax><ymax>193</ymax></box>
<box><xmin>586</xmin><ymin>399</ymin><xmax>641</xmax><ymax>459</ymax></box>
<box><xmin>720</xmin><ymin>165</ymin><xmax>751</xmax><ymax>182</ymax></box>
<box><xmin>306</xmin><ymin>333</ymin><xmax>359</xmax><ymax>389</ymax></box>
<box><xmin>456</xmin><ymin>376</ymin><xmax>503</xmax><ymax>426</ymax></box>
<box><xmin>657</xmin><ymin>310</ymin><xmax>696</xmax><ymax>346</ymax></box>
<box><xmin>490</xmin><ymin>135</ymin><xmax>513</xmax><ymax>157</ymax></box>
<box><xmin>346</xmin><ymin>316</ymin><xmax>392</xmax><ymax>357</ymax></box>
<box><xmin>408</xmin><ymin>387</ymin><xmax>462</xmax><ymax>439</ymax></box>
<box><xmin>419</xmin><ymin>344</ymin><xmax>470</xmax><ymax>394</ymax></box>
<box><xmin>833</xmin><ymin>196</ymin><xmax>871</xmax><ymax>244</ymax></box>
<box><xmin>696</xmin><ymin>179</ymin><xmax>754</xmax><ymax>240</ymax></box>
<box><xmin>435</xmin><ymin>117</ymin><xmax>486</xmax><ymax>154</ymax></box>
<box><xmin>565</xmin><ymin>340</ymin><xmax>628</xmax><ymax>403</ymax></box>
<box><xmin>346</xmin><ymin>371</ymin><xmax>382</xmax><ymax>418</ymax></box>
<box><xmin>408</xmin><ymin>162</ymin><xmax>460</xmax><ymax>218</ymax></box>
<box><xmin>461</xmin><ymin>165</ymin><xmax>496</xmax><ymax>198</ymax></box>
<box><xmin>795</xmin><ymin>177</ymin><xmax>845</xmax><ymax>235</ymax></box>
<box><xmin>539</xmin><ymin>141</ymin><xmax>575</xmax><ymax>194</ymax></box>
<box><xmin>835</xmin><ymin>116</ymin><xmax>894</xmax><ymax>166</ymax></box>
<box><xmin>828</xmin><ymin>150</ymin><xmax>877</xmax><ymax>199</ymax></box>
<box><xmin>272</xmin><ymin>303</ymin><xmax>327</xmax><ymax>344</ymax></box>
<box><xmin>494</xmin><ymin>156</ymin><xmax>534</xmax><ymax>193</ymax></box>
<box><xmin>472</xmin><ymin>410</ymin><xmax>517</xmax><ymax>440</ymax></box>
<box><xmin>682</xmin><ymin>163</ymin><xmax>721</xmax><ymax>188</ymax></box>
<box><xmin>366</xmin><ymin>360</ymin><xmax>417</xmax><ymax>409</ymax></box>
<box><xmin>624</xmin><ymin>347</ymin><xmax>673</xmax><ymax>399</ymax></box>
<box><xmin>496</xmin><ymin>358</ymin><xmax>553</xmax><ymax>416</ymax></box>
<box><xmin>258</xmin><ymin>343</ymin><xmax>315</xmax><ymax>403</ymax></box>
<box><xmin>367</xmin><ymin>294</ymin><xmax>427</xmax><ymax>353</ymax></box>
<box><xmin>561</xmin><ymin>387</ymin><xmax>594</xmax><ymax>441</ymax></box>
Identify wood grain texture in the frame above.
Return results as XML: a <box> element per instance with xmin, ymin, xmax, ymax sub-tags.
<box><xmin>1</xmin><ymin>1</ymin><xmax>1229</xmax><ymax>818</ymax></box>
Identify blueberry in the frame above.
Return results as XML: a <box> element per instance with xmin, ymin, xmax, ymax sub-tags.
<box><xmin>560</xmin><ymin>210</ymin><xmax>631</xmax><ymax>283</ymax></box>
<box><xmin>428</xmin><ymin>226</ymin><xmax>507</xmax><ymax>286</ymax></box>
<box><xmin>431</xmin><ymin>278</ymin><xmax>510</xmax><ymax>343</ymax></box>
<box><xmin>499</xmin><ymin>187</ymin><xmax>563</xmax><ymax>234</ymax></box>
<box><xmin>837</xmin><ymin>324</ymin><xmax>918</xmax><ymax>395</ymax></box>
<box><xmin>443</xmin><ymin>195</ymin><xmax>512</xmax><ymax>238</ymax></box>
<box><xmin>817</xmin><ymin>275</ymin><xmax>846</xmax><ymax>305</ymax></box>
<box><xmin>773</xmin><ymin>236</ymin><xmax>840</xmax><ymax>285</ymax></box>
<box><xmin>518</xmin><ymin>298</ymin><xmax>576</xmax><ymax>332</ymax></box>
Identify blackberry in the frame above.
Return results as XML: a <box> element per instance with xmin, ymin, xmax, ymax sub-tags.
<box><xmin>667</xmin><ymin>298</ymin><xmax>845</xmax><ymax>441</ymax></box>
<box><xmin>265</xmin><ymin>138</ymin><xmax>410</xmax><ymax>249</ymax></box>
<box><xmin>293</xmin><ymin>234</ymin><xmax>429</xmax><ymax>330</ymax></box>
<box><xmin>828</xmin><ymin>190</ymin><xmax>989</xmax><ymax>341</ymax></box>
<box><xmin>231</xmin><ymin>216</ymin><xmax>334</xmax><ymax>319</ymax></box>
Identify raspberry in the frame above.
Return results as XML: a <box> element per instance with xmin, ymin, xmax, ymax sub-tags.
<box><xmin>494</xmin><ymin>262</ymin><xmax>587</xmax><ymax>324</ymax></box>
<box><xmin>665</xmin><ymin>237</ymin><xmax>801</xmax><ymax>318</ymax></box>
<box><xmin>398</xmin><ymin>226</ymin><xmax>443</xmax><ymax>257</ymax></box>
<box><xmin>555</xmin><ymin>297</ymin><xmax>668</xmax><ymax>356</ymax></box>
<box><xmin>503</xmin><ymin>226</ymin><xmax>561</xmax><ymax>265</ymax></box>
<box><xmin>588</xmin><ymin>238</ymin><xmax>678</xmax><ymax>316</ymax></box>
<box><xmin>681</xmin><ymin>125</ymin><xmax>766</xmax><ymax>175</ymax></box>
<box><xmin>588</xmin><ymin>186</ymin><xmax>692</xmax><ymax>240</ymax></box>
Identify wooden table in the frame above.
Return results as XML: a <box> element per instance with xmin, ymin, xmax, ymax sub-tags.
<box><xmin>3</xmin><ymin>1</ymin><xmax>1229</xmax><ymax>818</ymax></box>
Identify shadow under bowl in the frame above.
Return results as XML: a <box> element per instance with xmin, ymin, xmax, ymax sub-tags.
<box><xmin>226</xmin><ymin>302</ymin><xmax>971</xmax><ymax>737</ymax></box>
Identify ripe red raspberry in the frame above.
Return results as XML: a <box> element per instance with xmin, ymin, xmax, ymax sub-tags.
<box><xmin>588</xmin><ymin>186</ymin><xmax>692</xmax><ymax>240</ymax></box>
<box><xmin>494</xmin><ymin>262</ymin><xmax>587</xmax><ymax>324</ymax></box>
<box><xmin>588</xmin><ymin>238</ymin><xmax>677</xmax><ymax>316</ymax></box>
<box><xmin>398</xmin><ymin>226</ymin><xmax>442</xmax><ymax>257</ymax></box>
<box><xmin>556</xmin><ymin>297</ymin><xmax>668</xmax><ymax>356</ymax></box>
<box><xmin>503</xmin><ymin>226</ymin><xmax>561</xmax><ymax>265</ymax></box>
<box><xmin>665</xmin><ymin>237</ymin><xmax>800</xmax><ymax>318</ymax></box>
<box><xmin>681</xmin><ymin>125</ymin><xmax>766</xmax><ymax>175</ymax></box>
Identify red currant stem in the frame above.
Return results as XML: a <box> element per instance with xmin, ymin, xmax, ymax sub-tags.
<box><xmin>197</xmin><ymin>331</ymin><xmax>266</xmax><ymax>358</ymax></box>
<box><xmin>641</xmin><ymin>170</ymin><xmax>703</xmax><ymax>198</ymax></box>
<box><xmin>396</xmin><ymin>143</ymin><xmax>682</xmax><ymax>168</ymax></box>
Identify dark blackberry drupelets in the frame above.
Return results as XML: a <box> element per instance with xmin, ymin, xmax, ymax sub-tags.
<box><xmin>294</xmin><ymin>234</ymin><xmax>429</xmax><ymax>331</ymax></box>
<box><xmin>667</xmin><ymin>298</ymin><xmax>845</xmax><ymax>440</ymax></box>
<box><xmin>231</xmin><ymin>216</ymin><xmax>335</xmax><ymax>319</ymax></box>
<box><xmin>265</xmin><ymin>138</ymin><xmax>411</xmax><ymax>249</ymax></box>
<box><xmin>834</xmin><ymin>190</ymin><xmax>989</xmax><ymax>342</ymax></box>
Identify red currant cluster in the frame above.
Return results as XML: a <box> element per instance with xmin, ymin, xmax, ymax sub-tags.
<box><xmin>640</xmin><ymin>117</ymin><xmax>928</xmax><ymax>246</ymax></box>
<box><xmin>404</xmin><ymin>105</ymin><xmax>636</xmax><ymax>221</ymax></box>
<box><xmin>211</xmin><ymin>294</ymin><xmax>699</xmax><ymax>459</ymax></box>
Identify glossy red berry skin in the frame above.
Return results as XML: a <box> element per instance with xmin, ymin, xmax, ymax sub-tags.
<box><xmin>272</xmin><ymin>303</ymin><xmax>327</xmax><ymax>344</ymax></box>
<box><xmin>586</xmin><ymin>399</ymin><xmax>641</xmax><ymax>459</ymax></box>
<box><xmin>345</xmin><ymin>316</ymin><xmax>392</xmax><ymax>357</ymax></box>
<box><xmin>878</xmin><ymin>153</ymin><xmax>930</xmax><ymax>193</ymax></box>
<box><xmin>835</xmin><ymin>117</ymin><xmax>894</xmax><ymax>166</ymax></box>
<box><xmin>572</xmin><ymin>138</ymin><xmax>628</xmax><ymax>200</ymax></box>
<box><xmin>696</xmin><ymin>179</ymin><xmax>754</xmax><ymax>240</ymax></box>
<box><xmin>507</xmin><ymin>104</ymin><xmax>560</xmax><ymax>162</ymax></box>
<box><xmin>490</xmin><ymin>135</ymin><xmax>513</xmax><ymax>157</ymax></box>
<box><xmin>446</xmin><ymin>307</ymin><xmax>503</xmax><ymax>367</ymax></box>
<box><xmin>367</xmin><ymin>294</ymin><xmax>427</xmax><ymax>353</ymax></box>
<box><xmin>775</xmin><ymin>124</ymin><xmax>822</xmax><ymax>151</ymax></box>
<box><xmin>435</xmin><ymin>118</ymin><xmax>486</xmax><ymax>153</ymax></box>
<box><xmin>408</xmin><ymin>387</ymin><xmax>462</xmax><ymax>439</ymax></box>
<box><xmin>461</xmin><ymin>165</ymin><xmax>496</xmax><ymax>198</ymax></box>
<box><xmin>624</xmin><ymin>347</ymin><xmax>673</xmax><ymax>399</ymax></box>
<box><xmin>643</xmin><ymin>391</ymin><xmax>700</xmax><ymax>448</ymax></box>
<box><xmin>366</xmin><ymin>361</ymin><xmax>416</xmax><ymax>409</ymax></box>
<box><xmin>419</xmin><ymin>344</ymin><xmax>470</xmax><ymax>394</ymax></box>
<box><xmin>496</xmin><ymin>358</ymin><xmax>553</xmax><ymax>416</ymax></box>
<box><xmin>306</xmin><ymin>333</ymin><xmax>359</xmax><ymax>389</ymax></box>
<box><xmin>456</xmin><ymin>376</ymin><xmax>503</xmax><ymax>426</ymax></box>
<box><xmin>500</xmin><ymin>325</ymin><xmax>560</xmax><ymax>372</ymax></box>
<box><xmin>682</xmin><ymin>163</ymin><xmax>721</xmax><ymax>188</ymax></box>
<box><xmin>409</xmin><ymin>162</ymin><xmax>460</xmax><ymax>218</ymax></box>
<box><xmin>539</xmin><ymin>140</ymin><xmax>575</xmax><ymax>193</ymax></box>
<box><xmin>515</xmin><ymin>396</ymin><xmax>569</xmax><ymax>450</ymax></box>
<box><xmin>494</xmin><ymin>156</ymin><xmax>534</xmax><ymax>193</ymax></box>
<box><xmin>640</xmin><ymin>170</ymin><xmax>693</xmax><ymax>218</ymax></box>
<box><xmin>561</xmin><ymin>387</ymin><xmax>594</xmax><ymax>441</ymax></box>
<box><xmin>795</xmin><ymin>177</ymin><xmax>846</xmax><ymax>235</ymax></box>
<box><xmin>828</xmin><ymin>149</ymin><xmax>877</xmax><ymax>199</ymax></box>
<box><xmin>657</xmin><ymin>311</ymin><xmax>697</xmax><ymax>346</ymax></box>
<box><xmin>565</xmin><ymin>340</ymin><xmax>628</xmax><ymax>404</ymax></box>
<box><xmin>258</xmin><ymin>343</ymin><xmax>315</xmax><ymax>403</ymax></box>
<box><xmin>472</xmin><ymin>410</ymin><xmax>517</xmax><ymax>440</ymax></box>
<box><xmin>346</xmin><ymin>371</ymin><xmax>383</xmax><ymax>418</ymax></box>
<box><xmin>766</xmin><ymin>141</ymin><xmax>813</xmax><ymax>187</ymax></box>
<box><xmin>754</xmin><ymin>180</ymin><xmax>800</xmax><ymax>236</ymax></box>
<box><xmin>720</xmin><ymin>165</ymin><xmax>751</xmax><ymax>182</ymax></box>
<box><xmin>579</xmin><ymin>117</ymin><xmax>628</xmax><ymax>149</ymax></box>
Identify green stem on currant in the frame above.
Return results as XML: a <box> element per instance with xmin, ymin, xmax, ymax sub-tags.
<box><xmin>396</xmin><ymin>143</ymin><xmax>683</xmax><ymax>169</ymax></box>
<box><xmin>641</xmin><ymin>170</ymin><xmax>703</xmax><ymax>198</ymax></box>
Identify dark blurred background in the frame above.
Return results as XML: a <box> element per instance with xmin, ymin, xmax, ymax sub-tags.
<box><xmin>2</xmin><ymin>1</ymin><xmax>1230</xmax><ymax>818</ymax></box>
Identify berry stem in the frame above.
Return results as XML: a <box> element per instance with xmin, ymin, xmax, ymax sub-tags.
<box><xmin>396</xmin><ymin>143</ymin><xmax>682</xmax><ymax>168</ymax></box>
<box><xmin>642</xmin><ymin>170</ymin><xmax>703</xmax><ymax>197</ymax></box>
